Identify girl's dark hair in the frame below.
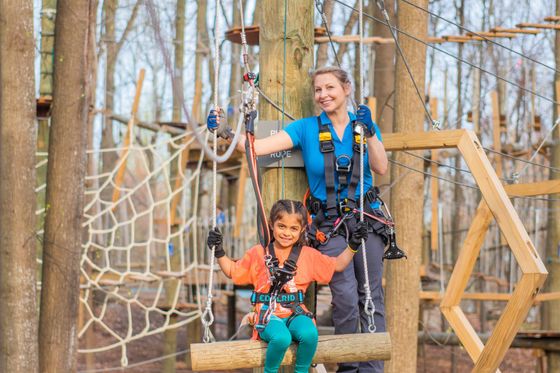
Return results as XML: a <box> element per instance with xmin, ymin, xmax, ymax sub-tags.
<box><xmin>269</xmin><ymin>199</ymin><xmax>309</xmax><ymax>246</ymax></box>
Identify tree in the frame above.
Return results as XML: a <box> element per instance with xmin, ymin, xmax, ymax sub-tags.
<box><xmin>38</xmin><ymin>0</ymin><xmax>92</xmax><ymax>371</ymax></box>
<box><xmin>385</xmin><ymin>0</ymin><xmax>428</xmax><ymax>372</ymax></box>
<box><xmin>543</xmin><ymin>0</ymin><xmax>560</xmax><ymax>370</ymax></box>
<box><xmin>0</xmin><ymin>1</ymin><xmax>39</xmax><ymax>372</ymax></box>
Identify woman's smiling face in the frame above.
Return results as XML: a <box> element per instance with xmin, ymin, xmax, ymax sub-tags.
<box><xmin>313</xmin><ymin>73</ymin><xmax>351</xmax><ymax>114</ymax></box>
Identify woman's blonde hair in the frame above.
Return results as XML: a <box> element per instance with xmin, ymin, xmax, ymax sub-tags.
<box><xmin>310</xmin><ymin>66</ymin><xmax>352</xmax><ymax>88</ymax></box>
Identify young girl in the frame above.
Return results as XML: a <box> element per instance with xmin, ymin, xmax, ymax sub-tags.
<box><xmin>207</xmin><ymin>199</ymin><xmax>368</xmax><ymax>373</ymax></box>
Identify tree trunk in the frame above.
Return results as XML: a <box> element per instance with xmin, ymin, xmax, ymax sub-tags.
<box><xmin>163</xmin><ymin>1</ymin><xmax>186</xmax><ymax>371</ymax></box>
<box><xmin>372</xmin><ymin>0</ymin><xmax>395</xmax><ymax>195</ymax></box>
<box><xmin>38</xmin><ymin>1</ymin><xmax>91</xmax><ymax>371</ymax></box>
<box><xmin>258</xmin><ymin>1</ymin><xmax>314</xmax><ymax>371</ymax></box>
<box><xmin>451</xmin><ymin>0</ymin><xmax>465</xmax><ymax>264</ymax></box>
<box><xmin>544</xmin><ymin>1</ymin><xmax>560</xmax><ymax>370</ymax></box>
<box><xmin>0</xmin><ymin>1</ymin><xmax>39</xmax><ymax>371</ymax></box>
<box><xmin>385</xmin><ymin>1</ymin><xmax>428</xmax><ymax>372</ymax></box>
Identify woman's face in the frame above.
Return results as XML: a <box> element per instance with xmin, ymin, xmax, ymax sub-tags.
<box><xmin>313</xmin><ymin>73</ymin><xmax>351</xmax><ymax>114</ymax></box>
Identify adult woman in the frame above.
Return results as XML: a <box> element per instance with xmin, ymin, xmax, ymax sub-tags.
<box><xmin>208</xmin><ymin>66</ymin><xmax>388</xmax><ymax>373</ymax></box>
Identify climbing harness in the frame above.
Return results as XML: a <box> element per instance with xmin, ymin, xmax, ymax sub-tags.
<box><xmin>251</xmin><ymin>242</ymin><xmax>313</xmax><ymax>332</ymax></box>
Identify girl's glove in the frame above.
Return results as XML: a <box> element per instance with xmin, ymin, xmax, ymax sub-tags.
<box><xmin>207</xmin><ymin>227</ymin><xmax>225</xmax><ymax>258</ymax></box>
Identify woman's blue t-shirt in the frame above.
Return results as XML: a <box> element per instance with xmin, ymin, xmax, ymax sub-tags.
<box><xmin>283</xmin><ymin>111</ymin><xmax>382</xmax><ymax>205</ymax></box>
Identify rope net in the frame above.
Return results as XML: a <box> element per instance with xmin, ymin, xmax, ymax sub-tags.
<box><xmin>35</xmin><ymin>129</ymin><xmax>255</xmax><ymax>367</ymax></box>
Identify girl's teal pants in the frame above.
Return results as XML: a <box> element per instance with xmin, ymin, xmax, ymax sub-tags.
<box><xmin>258</xmin><ymin>314</ymin><xmax>318</xmax><ymax>373</ymax></box>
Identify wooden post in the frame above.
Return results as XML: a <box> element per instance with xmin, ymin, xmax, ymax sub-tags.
<box><xmin>258</xmin><ymin>0</ymin><xmax>313</xmax><ymax>207</ymax></box>
<box><xmin>372</xmin><ymin>0</ymin><xmax>395</xmax><ymax>197</ymax></box>
<box><xmin>385</xmin><ymin>1</ymin><xmax>429</xmax><ymax>372</ymax></box>
<box><xmin>111</xmin><ymin>69</ymin><xmax>145</xmax><ymax>207</ymax></box>
<box><xmin>257</xmin><ymin>1</ymin><xmax>313</xmax><ymax>371</ymax></box>
<box><xmin>491</xmin><ymin>91</ymin><xmax>503</xmax><ymax>178</ymax></box>
<box><xmin>430</xmin><ymin>99</ymin><xmax>439</xmax><ymax>252</ymax></box>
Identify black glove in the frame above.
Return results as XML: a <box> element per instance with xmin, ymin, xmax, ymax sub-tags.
<box><xmin>207</xmin><ymin>227</ymin><xmax>225</xmax><ymax>258</ymax></box>
<box><xmin>348</xmin><ymin>221</ymin><xmax>368</xmax><ymax>252</ymax></box>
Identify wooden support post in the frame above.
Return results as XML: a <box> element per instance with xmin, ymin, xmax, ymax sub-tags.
<box><xmin>191</xmin><ymin>333</ymin><xmax>392</xmax><ymax>371</ymax></box>
<box><xmin>430</xmin><ymin>99</ymin><xmax>439</xmax><ymax>252</ymax></box>
<box><xmin>111</xmin><ymin>69</ymin><xmax>145</xmax><ymax>206</ymax></box>
<box><xmin>233</xmin><ymin>157</ymin><xmax>248</xmax><ymax>238</ymax></box>
<box><xmin>491</xmin><ymin>91</ymin><xmax>503</xmax><ymax>179</ymax></box>
<box><xmin>385</xmin><ymin>2</ymin><xmax>428</xmax><ymax>372</ymax></box>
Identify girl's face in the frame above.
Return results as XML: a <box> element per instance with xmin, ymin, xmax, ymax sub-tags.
<box><xmin>271</xmin><ymin>212</ymin><xmax>305</xmax><ymax>250</ymax></box>
<box><xmin>313</xmin><ymin>73</ymin><xmax>351</xmax><ymax>114</ymax></box>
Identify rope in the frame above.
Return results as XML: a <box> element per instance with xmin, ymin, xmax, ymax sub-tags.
<box><xmin>144</xmin><ymin>0</ymin><xmax>243</xmax><ymax>164</ymax></box>
<box><xmin>356</xmin><ymin>0</ymin><xmax>376</xmax><ymax>334</ymax></box>
<box><xmin>315</xmin><ymin>0</ymin><xmax>342</xmax><ymax>67</ymax></box>
<box><xmin>201</xmin><ymin>0</ymin><xmax>222</xmax><ymax>343</ymax></box>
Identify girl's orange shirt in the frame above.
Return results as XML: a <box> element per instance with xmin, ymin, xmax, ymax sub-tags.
<box><xmin>230</xmin><ymin>244</ymin><xmax>337</xmax><ymax>318</ymax></box>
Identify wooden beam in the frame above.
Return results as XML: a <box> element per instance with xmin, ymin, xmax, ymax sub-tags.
<box><xmin>544</xmin><ymin>15</ymin><xmax>560</xmax><ymax>22</ymax></box>
<box><xmin>441</xmin><ymin>306</ymin><xmax>488</xmax><ymax>365</ymax></box>
<box><xmin>465</xmin><ymin>31</ymin><xmax>518</xmax><ymax>38</ymax></box>
<box><xmin>490</xmin><ymin>27</ymin><xmax>541</xmax><ymax>35</ymax></box>
<box><xmin>429</xmin><ymin>99</ymin><xmax>439</xmax><ymax>251</ymax></box>
<box><xmin>442</xmin><ymin>35</ymin><xmax>485</xmax><ymax>42</ymax></box>
<box><xmin>190</xmin><ymin>333</ymin><xmax>392</xmax><ymax>371</ymax></box>
<box><xmin>233</xmin><ymin>157</ymin><xmax>248</xmax><ymax>238</ymax></box>
<box><xmin>504</xmin><ymin>180</ymin><xmax>560</xmax><ymax>197</ymax></box>
<box><xmin>441</xmin><ymin>201</ymin><xmax>493</xmax><ymax>308</ymax></box>
<box><xmin>314</xmin><ymin>35</ymin><xmax>394</xmax><ymax>44</ymax></box>
<box><xmin>516</xmin><ymin>22</ymin><xmax>560</xmax><ymax>30</ymax></box>
<box><xmin>491</xmin><ymin>91</ymin><xmax>503</xmax><ymax>178</ymax></box>
<box><xmin>111</xmin><ymin>69</ymin><xmax>145</xmax><ymax>207</ymax></box>
<box><xmin>422</xmin><ymin>291</ymin><xmax>560</xmax><ymax>303</ymax></box>
<box><xmin>382</xmin><ymin>129</ymin><xmax>465</xmax><ymax>151</ymax></box>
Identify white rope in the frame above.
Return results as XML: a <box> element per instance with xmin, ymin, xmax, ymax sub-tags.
<box><xmin>201</xmin><ymin>0</ymin><xmax>222</xmax><ymax>344</ymax></box>
<box><xmin>357</xmin><ymin>0</ymin><xmax>376</xmax><ymax>333</ymax></box>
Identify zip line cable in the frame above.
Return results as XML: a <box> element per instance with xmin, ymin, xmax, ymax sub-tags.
<box><xmin>315</xmin><ymin>0</ymin><xmax>342</xmax><ymax>67</ymax></box>
<box><xmin>332</xmin><ymin>0</ymin><xmax>560</xmax><ymax>107</ymax></box>
<box><xmin>399</xmin><ymin>0</ymin><xmax>560</xmax><ymax>75</ymax></box>
<box><xmin>375</xmin><ymin>0</ymin><xmax>440</xmax><ymax>130</ymax></box>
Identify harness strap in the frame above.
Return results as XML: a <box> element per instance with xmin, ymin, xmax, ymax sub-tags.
<box><xmin>318</xmin><ymin>117</ymin><xmax>338</xmax><ymax>218</ymax></box>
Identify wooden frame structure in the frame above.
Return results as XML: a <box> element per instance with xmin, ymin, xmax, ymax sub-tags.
<box><xmin>382</xmin><ymin>129</ymin><xmax>548</xmax><ymax>373</ymax></box>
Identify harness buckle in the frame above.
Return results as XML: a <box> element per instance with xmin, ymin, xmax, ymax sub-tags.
<box><xmin>365</xmin><ymin>187</ymin><xmax>379</xmax><ymax>204</ymax></box>
<box><xmin>319</xmin><ymin>131</ymin><xmax>334</xmax><ymax>153</ymax></box>
<box><xmin>338</xmin><ymin>199</ymin><xmax>353</xmax><ymax>215</ymax></box>
<box><xmin>335</xmin><ymin>154</ymin><xmax>352</xmax><ymax>174</ymax></box>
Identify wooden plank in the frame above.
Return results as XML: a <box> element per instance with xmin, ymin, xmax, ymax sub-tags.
<box><xmin>491</xmin><ymin>91</ymin><xmax>503</xmax><ymax>178</ymax></box>
<box><xmin>490</xmin><ymin>27</ymin><xmax>541</xmax><ymax>34</ymax></box>
<box><xmin>440</xmin><ymin>306</ymin><xmax>487</xmax><ymax>365</ymax></box>
<box><xmin>367</xmin><ymin>96</ymin><xmax>377</xmax><ymax>122</ymax></box>
<box><xmin>544</xmin><ymin>15</ymin><xmax>560</xmax><ymax>22</ymax></box>
<box><xmin>429</xmin><ymin>98</ymin><xmax>439</xmax><ymax>251</ymax></box>
<box><xmin>190</xmin><ymin>333</ymin><xmax>392</xmax><ymax>371</ymax></box>
<box><xmin>457</xmin><ymin>131</ymin><xmax>547</xmax><ymax>275</ymax></box>
<box><xmin>474</xmin><ymin>273</ymin><xmax>546</xmax><ymax>372</ymax></box>
<box><xmin>233</xmin><ymin>157</ymin><xmax>248</xmax><ymax>238</ymax></box>
<box><xmin>465</xmin><ymin>31</ymin><xmax>518</xmax><ymax>38</ymax></box>
<box><xmin>422</xmin><ymin>291</ymin><xmax>560</xmax><ymax>303</ymax></box>
<box><xmin>382</xmin><ymin>129</ymin><xmax>465</xmax><ymax>151</ymax></box>
<box><xmin>440</xmin><ymin>201</ymin><xmax>493</xmax><ymax>308</ymax></box>
<box><xmin>169</xmin><ymin>134</ymin><xmax>193</xmax><ymax>225</ymax></box>
<box><xmin>314</xmin><ymin>35</ymin><xmax>394</xmax><ymax>44</ymax></box>
<box><xmin>111</xmin><ymin>69</ymin><xmax>145</xmax><ymax>207</ymax></box>
<box><xmin>504</xmin><ymin>180</ymin><xmax>560</xmax><ymax>197</ymax></box>
<box><xmin>516</xmin><ymin>22</ymin><xmax>560</xmax><ymax>30</ymax></box>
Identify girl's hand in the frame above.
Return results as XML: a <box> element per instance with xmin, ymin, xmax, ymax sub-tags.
<box><xmin>207</xmin><ymin>227</ymin><xmax>226</xmax><ymax>258</ymax></box>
